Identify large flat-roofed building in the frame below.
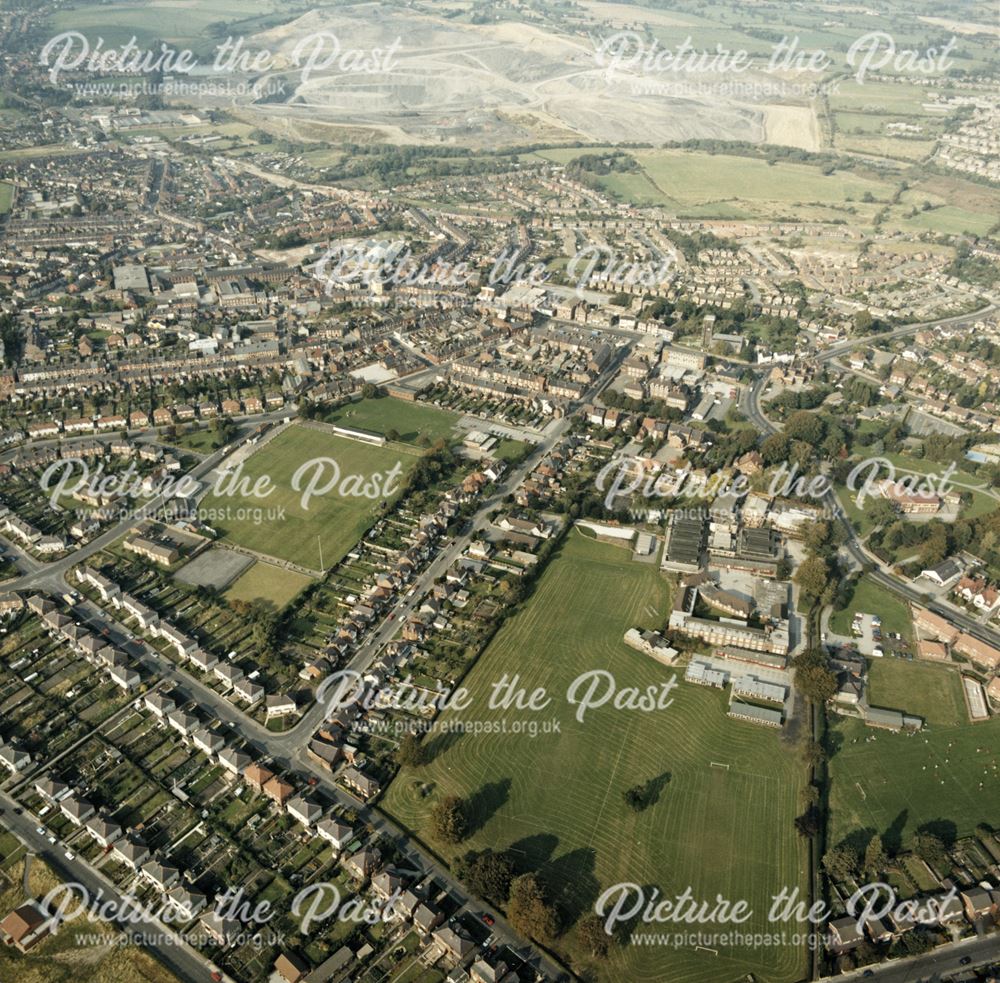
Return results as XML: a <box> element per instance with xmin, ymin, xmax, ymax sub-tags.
<box><xmin>685</xmin><ymin>660</ymin><xmax>727</xmax><ymax>688</ymax></box>
<box><xmin>733</xmin><ymin>675</ymin><xmax>786</xmax><ymax>704</ymax></box>
<box><xmin>728</xmin><ymin>700</ymin><xmax>783</xmax><ymax>728</ymax></box>
<box><xmin>112</xmin><ymin>264</ymin><xmax>150</xmax><ymax>294</ymax></box>
<box><xmin>864</xmin><ymin>706</ymin><xmax>923</xmax><ymax>732</ymax></box>
<box><xmin>661</xmin><ymin>514</ymin><xmax>705</xmax><ymax>573</ymax></box>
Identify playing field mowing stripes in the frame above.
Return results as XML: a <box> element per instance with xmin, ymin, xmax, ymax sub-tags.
<box><xmin>384</xmin><ymin>530</ymin><xmax>809</xmax><ymax>983</ymax></box>
<box><xmin>200</xmin><ymin>423</ymin><xmax>421</xmax><ymax>571</ymax></box>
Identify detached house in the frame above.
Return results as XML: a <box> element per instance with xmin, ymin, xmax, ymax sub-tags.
<box><xmin>286</xmin><ymin>795</ymin><xmax>323</xmax><ymax>827</ymax></box>
<box><xmin>316</xmin><ymin>819</ymin><xmax>353</xmax><ymax>852</ymax></box>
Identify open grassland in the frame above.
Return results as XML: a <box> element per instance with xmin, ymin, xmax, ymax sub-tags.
<box><xmin>885</xmin><ymin>178</ymin><xmax>1000</xmax><ymax>236</ymax></box>
<box><xmin>224</xmin><ymin>560</ymin><xmax>314</xmax><ymax>611</ymax></box>
<box><xmin>867</xmin><ymin>659</ymin><xmax>965</xmax><ymax>727</ymax></box>
<box><xmin>323</xmin><ymin>396</ymin><xmax>458</xmax><ymax>444</ymax></box>
<box><xmin>48</xmin><ymin>0</ymin><xmax>288</xmax><ymax>53</ymax></box>
<box><xmin>0</xmin><ymin>146</ymin><xmax>82</xmax><ymax>162</ymax></box>
<box><xmin>385</xmin><ymin>531</ymin><xmax>808</xmax><ymax>983</ymax></box>
<box><xmin>828</xmin><ymin>714</ymin><xmax>1000</xmax><ymax>853</ymax></box>
<box><xmin>539</xmin><ymin>147</ymin><xmax>893</xmax><ymax>222</ymax></box>
<box><xmin>201</xmin><ymin>423</ymin><xmax>420</xmax><ymax>571</ymax></box>
<box><xmin>888</xmin><ymin>204</ymin><xmax>998</xmax><ymax>237</ymax></box>
<box><xmin>829</xmin><ymin>80</ymin><xmax>939</xmax><ymax>115</ymax></box>
<box><xmin>636</xmin><ymin>150</ymin><xmax>890</xmax><ymax>207</ymax></box>
<box><xmin>537</xmin><ymin>128</ymin><xmax>998</xmax><ymax>236</ymax></box>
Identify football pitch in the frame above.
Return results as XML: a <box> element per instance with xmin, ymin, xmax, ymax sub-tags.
<box><xmin>828</xmin><ymin>712</ymin><xmax>1000</xmax><ymax>853</ymax></box>
<box><xmin>384</xmin><ymin>531</ymin><xmax>809</xmax><ymax>983</ymax></box>
<box><xmin>323</xmin><ymin>396</ymin><xmax>458</xmax><ymax>444</ymax></box>
<box><xmin>201</xmin><ymin>423</ymin><xmax>421</xmax><ymax>572</ymax></box>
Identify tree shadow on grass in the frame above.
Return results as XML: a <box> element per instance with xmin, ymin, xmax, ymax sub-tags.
<box><xmin>422</xmin><ymin>729</ymin><xmax>463</xmax><ymax>763</ymax></box>
<box><xmin>917</xmin><ymin>819</ymin><xmax>958</xmax><ymax>848</ymax></box>
<box><xmin>465</xmin><ymin>778</ymin><xmax>512</xmax><ymax>837</ymax></box>
<box><xmin>883</xmin><ymin>809</ymin><xmax>909</xmax><ymax>856</ymax></box>
<box><xmin>507</xmin><ymin>833</ymin><xmax>559</xmax><ymax>876</ymax></box>
<box><xmin>638</xmin><ymin>771</ymin><xmax>672</xmax><ymax>809</ymax></box>
<box><xmin>538</xmin><ymin>846</ymin><xmax>601</xmax><ymax>928</ymax></box>
<box><xmin>837</xmin><ymin>826</ymin><xmax>877</xmax><ymax>855</ymax></box>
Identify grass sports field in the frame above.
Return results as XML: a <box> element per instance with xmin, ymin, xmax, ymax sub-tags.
<box><xmin>224</xmin><ymin>561</ymin><xmax>313</xmax><ymax>611</ymax></box>
<box><xmin>201</xmin><ymin>423</ymin><xmax>420</xmax><ymax>572</ymax></box>
<box><xmin>323</xmin><ymin>396</ymin><xmax>458</xmax><ymax>444</ymax></box>
<box><xmin>384</xmin><ymin>531</ymin><xmax>808</xmax><ymax>983</ymax></box>
<box><xmin>828</xmin><ymin>711</ymin><xmax>1000</xmax><ymax>853</ymax></box>
<box><xmin>636</xmin><ymin>150</ymin><xmax>889</xmax><ymax>207</ymax></box>
<box><xmin>867</xmin><ymin>659</ymin><xmax>966</xmax><ymax>727</ymax></box>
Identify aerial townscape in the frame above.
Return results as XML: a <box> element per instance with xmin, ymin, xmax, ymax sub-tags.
<box><xmin>0</xmin><ymin>1</ymin><xmax>999</xmax><ymax>983</ymax></box>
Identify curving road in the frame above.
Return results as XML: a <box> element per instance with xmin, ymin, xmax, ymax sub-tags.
<box><xmin>742</xmin><ymin>308</ymin><xmax>1000</xmax><ymax>653</ymax></box>
<box><xmin>744</xmin><ymin>306</ymin><xmax>1000</xmax><ymax>982</ymax></box>
<box><xmin>1</xmin><ymin>349</ymin><xmax>631</xmax><ymax>983</ymax></box>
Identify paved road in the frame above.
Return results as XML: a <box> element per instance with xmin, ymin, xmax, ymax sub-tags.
<box><xmin>0</xmin><ymin>788</ymin><xmax>225</xmax><ymax>983</ymax></box>
<box><xmin>812</xmin><ymin>303</ymin><xmax>997</xmax><ymax>365</ymax></box>
<box><xmin>822</xmin><ymin>933</ymin><xmax>1000</xmax><ymax>982</ymax></box>
<box><xmin>744</xmin><ymin>308</ymin><xmax>1000</xmax><ymax>982</ymax></box>
<box><xmin>0</xmin><ymin>342</ymin><xmax>630</xmax><ymax>982</ymax></box>
<box><xmin>742</xmin><ymin>351</ymin><xmax>1000</xmax><ymax>654</ymax></box>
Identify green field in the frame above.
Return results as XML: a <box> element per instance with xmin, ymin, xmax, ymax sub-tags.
<box><xmin>889</xmin><ymin>204</ymin><xmax>998</xmax><ymax>237</ymax></box>
<box><xmin>323</xmin><ymin>396</ymin><xmax>458</xmax><ymax>444</ymax></box>
<box><xmin>384</xmin><ymin>531</ymin><xmax>808</xmax><ymax>983</ymax></box>
<box><xmin>493</xmin><ymin>438</ymin><xmax>530</xmax><ymax>463</ymax></box>
<box><xmin>538</xmin><ymin>147</ymin><xmax>893</xmax><ymax>221</ymax></box>
<box><xmin>172</xmin><ymin>427</ymin><xmax>223</xmax><ymax>454</ymax></box>
<box><xmin>885</xmin><ymin>177</ymin><xmax>1000</xmax><ymax>237</ymax></box>
<box><xmin>48</xmin><ymin>0</ymin><xmax>287</xmax><ymax>52</ymax></box>
<box><xmin>867</xmin><ymin>659</ymin><xmax>964</xmax><ymax>726</ymax></box>
<box><xmin>836</xmin><ymin>484</ymin><xmax>878</xmax><ymax>538</ymax></box>
<box><xmin>0</xmin><ymin>182</ymin><xmax>12</xmax><ymax>214</ymax></box>
<box><xmin>0</xmin><ymin>145</ymin><xmax>83</xmax><ymax>162</ymax></box>
<box><xmin>829</xmin><ymin>713</ymin><xmax>1000</xmax><ymax>853</ymax></box>
<box><xmin>829</xmin><ymin>80</ymin><xmax>934</xmax><ymax>115</ymax></box>
<box><xmin>636</xmin><ymin>150</ymin><xmax>890</xmax><ymax>208</ymax></box>
<box><xmin>829</xmin><ymin>575</ymin><xmax>914</xmax><ymax>643</ymax></box>
<box><xmin>202</xmin><ymin>423</ymin><xmax>421</xmax><ymax>571</ymax></box>
<box><xmin>224</xmin><ymin>560</ymin><xmax>313</xmax><ymax>611</ymax></box>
